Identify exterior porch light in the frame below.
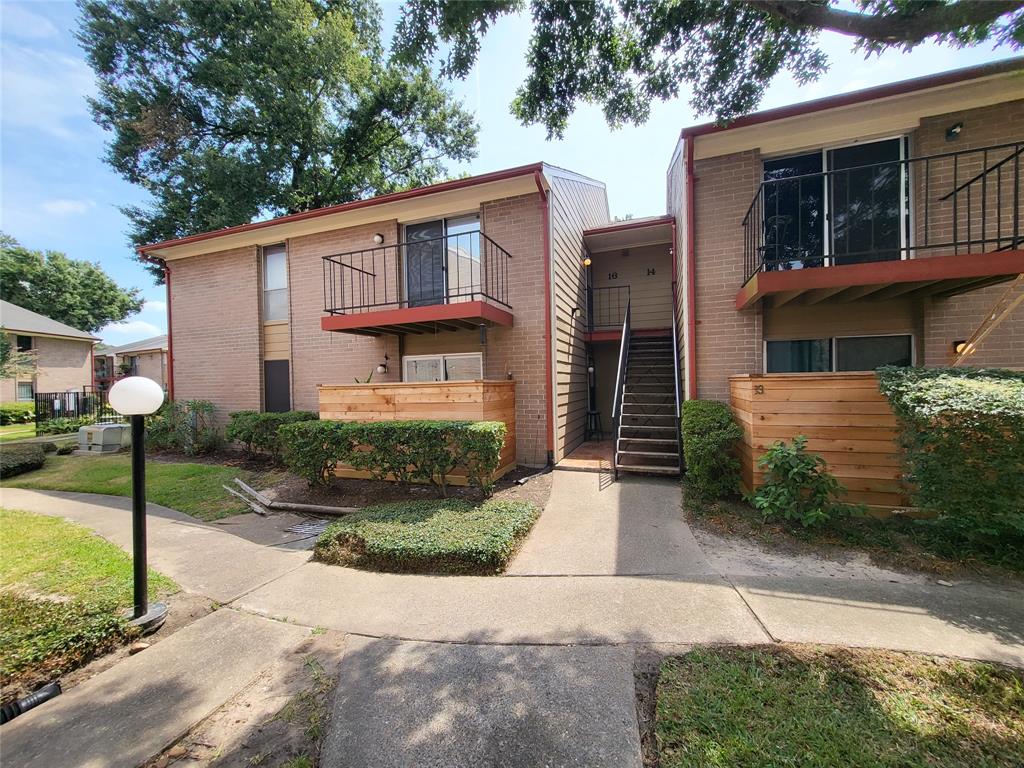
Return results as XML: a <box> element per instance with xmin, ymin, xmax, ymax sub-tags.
<box><xmin>953</xmin><ymin>340</ymin><xmax>973</xmax><ymax>355</ymax></box>
<box><xmin>479</xmin><ymin>323</ymin><xmax>487</xmax><ymax>346</ymax></box>
<box><xmin>945</xmin><ymin>122</ymin><xmax>963</xmax><ymax>141</ymax></box>
<box><xmin>107</xmin><ymin>376</ymin><xmax>167</xmax><ymax>634</ymax></box>
<box><xmin>376</xmin><ymin>354</ymin><xmax>389</xmax><ymax>374</ymax></box>
<box><xmin>583</xmin><ymin>256</ymin><xmax>592</xmax><ymax>267</ymax></box>
<box><xmin>372</xmin><ymin>233</ymin><xmax>385</xmax><ymax>245</ymax></box>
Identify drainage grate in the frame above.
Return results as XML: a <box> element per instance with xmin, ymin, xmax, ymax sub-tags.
<box><xmin>284</xmin><ymin>519</ymin><xmax>332</xmax><ymax>537</ymax></box>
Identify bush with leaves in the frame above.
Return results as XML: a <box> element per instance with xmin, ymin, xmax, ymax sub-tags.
<box><xmin>681</xmin><ymin>400</ymin><xmax>742</xmax><ymax>503</ymax></box>
<box><xmin>225</xmin><ymin>410</ymin><xmax>318</xmax><ymax>461</ymax></box>
<box><xmin>0</xmin><ymin>402</ymin><xmax>35</xmax><ymax>425</ymax></box>
<box><xmin>750</xmin><ymin>436</ymin><xmax>849</xmax><ymax>527</ymax></box>
<box><xmin>279</xmin><ymin>421</ymin><xmax>358</xmax><ymax>485</ymax></box>
<box><xmin>877</xmin><ymin>366</ymin><xmax>1024</xmax><ymax>547</ymax></box>
<box><xmin>1</xmin><ymin>444</ymin><xmax>45</xmax><ymax>478</ymax></box>
<box><xmin>37</xmin><ymin>415</ymin><xmax>97</xmax><ymax>435</ymax></box>
<box><xmin>145</xmin><ymin>400</ymin><xmax>221</xmax><ymax>455</ymax></box>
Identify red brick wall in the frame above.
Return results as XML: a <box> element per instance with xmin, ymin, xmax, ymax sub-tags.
<box><xmin>168</xmin><ymin>246</ymin><xmax>262</xmax><ymax>418</ymax></box>
<box><xmin>693</xmin><ymin>149</ymin><xmax>763</xmax><ymax>401</ymax></box>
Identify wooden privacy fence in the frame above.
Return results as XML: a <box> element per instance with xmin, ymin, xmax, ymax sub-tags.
<box><xmin>318</xmin><ymin>380</ymin><xmax>516</xmax><ymax>485</ymax></box>
<box><xmin>730</xmin><ymin>373</ymin><xmax>909</xmax><ymax>510</ymax></box>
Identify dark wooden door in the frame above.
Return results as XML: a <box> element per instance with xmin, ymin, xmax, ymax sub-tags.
<box><xmin>264</xmin><ymin>360</ymin><xmax>291</xmax><ymax>413</ymax></box>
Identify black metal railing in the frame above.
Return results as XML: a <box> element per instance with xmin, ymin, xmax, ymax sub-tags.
<box><xmin>588</xmin><ymin>285</ymin><xmax>630</xmax><ymax>330</ymax></box>
<box><xmin>34</xmin><ymin>387</ymin><xmax>121</xmax><ymax>427</ymax></box>
<box><xmin>323</xmin><ymin>230</ymin><xmax>513</xmax><ymax>315</ymax></box>
<box><xmin>611</xmin><ymin>299</ymin><xmax>631</xmax><ymax>481</ymax></box>
<box><xmin>743</xmin><ymin>141</ymin><xmax>1023</xmax><ymax>284</ymax></box>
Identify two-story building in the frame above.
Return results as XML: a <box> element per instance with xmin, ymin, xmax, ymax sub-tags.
<box><xmin>138</xmin><ymin>57</ymin><xmax>1023</xmax><ymax>490</ymax></box>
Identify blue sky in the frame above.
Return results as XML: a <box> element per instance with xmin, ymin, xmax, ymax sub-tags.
<box><xmin>0</xmin><ymin>1</ymin><xmax>1016</xmax><ymax>344</ymax></box>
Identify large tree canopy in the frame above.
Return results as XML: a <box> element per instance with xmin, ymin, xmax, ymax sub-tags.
<box><xmin>78</xmin><ymin>0</ymin><xmax>478</xmax><ymax>278</ymax></box>
<box><xmin>0</xmin><ymin>234</ymin><xmax>144</xmax><ymax>333</ymax></box>
<box><xmin>394</xmin><ymin>0</ymin><xmax>1024</xmax><ymax>137</ymax></box>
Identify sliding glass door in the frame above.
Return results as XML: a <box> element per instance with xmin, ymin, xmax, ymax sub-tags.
<box><xmin>404</xmin><ymin>214</ymin><xmax>481</xmax><ymax>307</ymax></box>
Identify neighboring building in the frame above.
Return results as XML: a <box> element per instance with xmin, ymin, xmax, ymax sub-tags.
<box><xmin>138</xmin><ymin>58</ymin><xmax>1023</xmax><ymax>482</ymax></box>
<box><xmin>95</xmin><ymin>335</ymin><xmax>169</xmax><ymax>392</ymax></box>
<box><xmin>0</xmin><ymin>300</ymin><xmax>98</xmax><ymax>404</ymax></box>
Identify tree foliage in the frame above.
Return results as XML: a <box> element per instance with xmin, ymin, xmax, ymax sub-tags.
<box><xmin>394</xmin><ymin>0</ymin><xmax>1024</xmax><ymax>137</ymax></box>
<box><xmin>0</xmin><ymin>234</ymin><xmax>143</xmax><ymax>333</ymax></box>
<box><xmin>78</xmin><ymin>0</ymin><xmax>478</xmax><ymax>278</ymax></box>
<box><xmin>0</xmin><ymin>332</ymin><xmax>37</xmax><ymax>380</ymax></box>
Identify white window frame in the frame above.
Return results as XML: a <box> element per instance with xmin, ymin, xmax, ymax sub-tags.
<box><xmin>261</xmin><ymin>243</ymin><xmax>289</xmax><ymax>322</ymax></box>
<box><xmin>763</xmin><ymin>333</ymin><xmax>915</xmax><ymax>374</ymax></box>
<box><xmin>402</xmin><ymin>352</ymin><xmax>483</xmax><ymax>382</ymax></box>
<box><xmin>16</xmin><ymin>381</ymin><xmax>34</xmax><ymax>401</ymax></box>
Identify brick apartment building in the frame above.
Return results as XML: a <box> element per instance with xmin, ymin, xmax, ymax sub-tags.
<box><xmin>138</xmin><ymin>58</ymin><xmax>1024</xmax><ymax>481</ymax></box>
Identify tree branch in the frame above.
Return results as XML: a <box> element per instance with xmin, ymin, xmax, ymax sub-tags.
<box><xmin>744</xmin><ymin>0</ymin><xmax>1024</xmax><ymax>44</ymax></box>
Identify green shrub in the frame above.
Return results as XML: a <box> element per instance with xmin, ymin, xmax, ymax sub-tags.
<box><xmin>749</xmin><ymin>435</ymin><xmax>849</xmax><ymax>527</ymax></box>
<box><xmin>145</xmin><ymin>400</ymin><xmax>222</xmax><ymax>455</ymax></box>
<box><xmin>1</xmin><ymin>444</ymin><xmax>45</xmax><ymax>478</ymax></box>
<box><xmin>877</xmin><ymin>366</ymin><xmax>1024</xmax><ymax>547</ymax></box>
<box><xmin>279</xmin><ymin>420</ymin><xmax>358</xmax><ymax>484</ymax></box>
<box><xmin>37</xmin><ymin>415</ymin><xmax>97</xmax><ymax>435</ymax></box>
<box><xmin>39</xmin><ymin>442</ymin><xmax>58</xmax><ymax>453</ymax></box>
<box><xmin>226</xmin><ymin>410</ymin><xmax>318</xmax><ymax>460</ymax></box>
<box><xmin>681</xmin><ymin>400</ymin><xmax>742</xmax><ymax>503</ymax></box>
<box><xmin>280</xmin><ymin>419</ymin><xmax>507</xmax><ymax>494</ymax></box>
<box><xmin>0</xmin><ymin>402</ymin><xmax>35</xmax><ymax>425</ymax></box>
<box><xmin>56</xmin><ymin>443</ymin><xmax>76</xmax><ymax>455</ymax></box>
<box><xmin>314</xmin><ymin>498</ymin><xmax>539</xmax><ymax>574</ymax></box>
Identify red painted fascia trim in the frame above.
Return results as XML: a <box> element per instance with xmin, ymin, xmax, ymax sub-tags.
<box><xmin>735</xmin><ymin>250</ymin><xmax>1024</xmax><ymax>310</ymax></box>
<box><xmin>680</xmin><ymin>57</ymin><xmax>1023</xmax><ymax>141</ymax></box>
<box><xmin>582</xmin><ymin>215</ymin><xmax>675</xmax><ymax>237</ymax></box>
<box><xmin>138</xmin><ymin>252</ymin><xmax>174</xmax><ymax>400</ymax></box>
<box><xmin>138</xmin><ymin>162</ymin><xmax>547</xmax><ymax>255</ymax></box>
<box><xmin>684</xmin><ymin>139</ymin><xmax>698</xmax><ymax>400</ymax></box>
<box><xmin>535</xmin><ymin>171</ymin><xmax>555</xmax><ymax>462</ymax></box>
<box><xmin>319</xmin><ymin>301</ymin><xmax>514</xmax><ymax>333</ymax></box>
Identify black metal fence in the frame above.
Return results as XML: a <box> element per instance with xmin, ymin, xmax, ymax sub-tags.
<box><xmin>34</xmin><ymin>388</ymin><xmax>121</xmax><ymax>427</ymax></box>
<box><xmin>323</xmin><ymin>230</ymin><xmax>513</xmax><ymax>315</ymax></box>
<box><xmin>743</xmin><ymin>141</ymin><xmax>1023</xmax><ymax>284</ymax></box>
<box><xmin>588</xmin><ymin>285</ymin><xmax>630</xmax><ymax>330</ymax></box>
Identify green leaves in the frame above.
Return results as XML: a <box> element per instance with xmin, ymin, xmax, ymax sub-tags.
<box><xmin>78</xmin><ymin>0</ymin><xmax>478</xmax><ymax>274</ymax></box>
<box><xmin>226</xmin><ymin>410</ymin><xmax>318</xmax><ymax>460</ymax></box>
<box><xmin>750</xmin><ymin>435</ymin><xmax>850</xmax><ymax>527</ymax></box>
<box><xmin>0</xmin><ymin>234</ymin><xmax>144</xmax><ymax>333</ymax></box>
<box><xmin>681</xmin><ymin>399</ymin><xmax>742</xmax><ymax>504</ymax></box>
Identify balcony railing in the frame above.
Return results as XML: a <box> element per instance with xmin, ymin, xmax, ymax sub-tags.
<box><xmin>588</xmin><ymin>285</ymin><xmax>630</xmax><ymax>330</ymax></box>
<box><xmin>743</xmin><ymin>142</ymin><xmax>1022</xmax><ymax>285</ymax></box>
<box><xmin>323</xmin><ymin>230</ymin><xmax>512</xmax><ymax>315</ymax></box>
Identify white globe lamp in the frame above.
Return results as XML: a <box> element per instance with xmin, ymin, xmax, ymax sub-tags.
<box><xmin>107</xmin><ymin>376</ymin><xmax>167</xmax><ymax>632</ymax></box>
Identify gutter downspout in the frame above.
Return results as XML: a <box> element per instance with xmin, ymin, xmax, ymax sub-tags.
<box><xmin>684</xmin><ymin>137</ymin><xmax>698</xmax><ymax>399</ymax></box>
<box><xmin>138</xmin><ymin>253</ymin><xmax>174</xmax><ymax>401</ymax></box>
<box><xmin>534</xmin><ymin>170</ymin><xmax>555</xmax><ymax>465</ymax></box>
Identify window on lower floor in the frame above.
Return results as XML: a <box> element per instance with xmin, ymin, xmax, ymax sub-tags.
<box><xmin>402</xmin><ymin>353</ymin><xmax>483</xmax><ymax>382</ymax></box>
<box><xmin>16</xmin><ymin>382</ymin><xmax>34</xmax><ymax>401</ymax></box>
<box><xmin>766</xmin><ymin>334</ymin><xmax>913</xmax><ymax>373</ymax></box>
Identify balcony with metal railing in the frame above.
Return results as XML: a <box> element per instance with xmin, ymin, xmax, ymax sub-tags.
<box><xmin>321</xmin><ymin>230</ymin><xmax>514</xmax><ymax>335</ymax></box>
<box><xmin>737</xmin><ymin>141</ymin><xmax>1024</xmax><ymax>309</ymax></box>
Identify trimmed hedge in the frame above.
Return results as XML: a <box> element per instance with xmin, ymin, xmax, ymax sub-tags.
<box><xmin>146</xmin><ymin>400</ymin><xmax>221</xmax><ymax>455</ymax></box>
<box><xmin>279</xmin><ymin>419</ymin><xmax>507</xmax><ymax>494</ymax></box>
<box><xmin>1</xmin><ymin>444</ymin><xmax>45</xmax><ymax>478</ymax></box>
<box><xmin>877</xmin><ymin>366</ymin><xmax>1024</xmax><ymax>544</ymax></box>
<box><xmin>314</xmin><ymin>498</ymin><xmax>539</xmax><ymax>573</ymax></box>
<box><xmin>225</xmin><ymin>410</ymin><xmax>318</xmax><ymax>460</ymax></box>
<box><xmin>0</xmin><ymin>402</ymin><xmax>34</xmax><ymax>425</ymax></box>
<box><xmin>681</xmin><ymin>400</ymin><xmax>742</xmax><ymax>503</ymax></box>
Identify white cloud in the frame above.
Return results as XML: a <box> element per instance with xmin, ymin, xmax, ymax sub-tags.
<box><xmin>100</xmin><ymin>319</ymin><xmax>163</xmax><ymax>345</ymax></box>
<box><xmin>142</xmin><ymin>300</ymin><xmax>167</xmax><ymax>313</ymax></box>
<box><xmin>1</xmin><ymin>41</ymin><xmax>97</xmax><ymax>140</ymax></box>
<box><xmin>41</xmin><ymin>198</ymin><xmax>94</xmax><ymax>216</ymax></box>
<box><xmin>1</xmin><ymin>4</ymin><xmax>61</xmax><ymax>40</ymax></box>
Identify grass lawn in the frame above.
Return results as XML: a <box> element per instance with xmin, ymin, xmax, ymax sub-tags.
<box><xmin>6</xmin><ymin>453</ymin><xmax>285</xmax><ymax>521</ymax></box>
<box><xmin>0</xmin><ymin>508</ymin><xmax>178</xmax><ymax>703</ymax></box>
<box><xmin>0</xmin><ymin>423</ymin><xmax>37</xmax><ymax>443</ymax></box>
<box><xmin>315</xmin><ymin>498</ymin><xmax>539</xmax><ymax>574</ymax></box>
<box><xmin>656</xmin><ymin>645</ymin><xmax>1024</xmax><ymax>768</ymax></box>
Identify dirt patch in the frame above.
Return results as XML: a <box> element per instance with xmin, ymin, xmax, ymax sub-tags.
<box><xmin>634</xmin><ymin>647</ymin><xmax>666</xmax><ymax>768</ymax></box>
<box><xmin>143</xmin><ymin>630</ymin><xmax>346</xmax><ymax>768</ymax></box>
<box><xmin>268</xmin><ymin>466</ymin><xmax>553</xmax><ymax>511</ymax></box>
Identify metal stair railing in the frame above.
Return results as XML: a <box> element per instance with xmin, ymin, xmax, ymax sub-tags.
<box><xmin>610</xmin><ymin>299</ymin><xmax>631</xmax><ymax>481</ymax></box>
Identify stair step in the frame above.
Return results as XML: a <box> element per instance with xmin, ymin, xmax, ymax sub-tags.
<box><xmin>620</xmin><ymin>424</ymin><xmax>677</xmax><ymax>432</ymax></box>
<box><xmin>618</xmin><ymin>437</ymin><xmax>678</xmax><ymax>445</ymax></box>
<box><xmin>615</xmin><ymin>464</ymin><xmax>681</xmax><ymax>476</ymax></box>
<box><xmin>617</xmin><ymin>449</ymin><xmax>679</xmax><ymax>459</ymax></box>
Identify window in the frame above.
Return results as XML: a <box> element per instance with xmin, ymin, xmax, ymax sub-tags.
<box><xmin>263</xmin><ymin>244</ymin><xmax>288</xmax><ymax>321</ymax></box>
<box><xmin>402</xmin><ymin>353</ymin><xmax>483</xmax><ymax>382</ymax></box>
<box><xmin>16</xmin><ymin>382</ymin><xmax>33</xmax><ymax>401</ymax></box>
<box><xmin>15</xmin><ymin>335</ymin><xmax>32</xmax><ymax>352</ymax></box>
<box><xmin>766</xmin><ymin>335</ymin><xmax>913</xmax><ymax>373</ymax></box>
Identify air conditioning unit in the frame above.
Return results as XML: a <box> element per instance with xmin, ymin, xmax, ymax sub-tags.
<box><xmin>78</xmin><ymin>424</ymin><xmax>130</xmax><ymax>453</ymax></box>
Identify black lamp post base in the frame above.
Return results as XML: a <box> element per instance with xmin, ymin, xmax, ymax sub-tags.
<box><xmin>124</xmin><ymin>602</ymin><xmax>168</xmax><ymax>635</ymax></box>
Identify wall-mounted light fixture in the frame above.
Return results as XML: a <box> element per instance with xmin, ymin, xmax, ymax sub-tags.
<box><xmin>479</xmin><ymin>323</ymin><xmax>487</xmax><ymax>346</ymax></box>
<box><xmin>945</xmin><ymin>122</ymin><xmax>963</xmax><ymax>141</ymax></box>
<box><xmin>571</xmin><ymin>306</ymin><xmax>582</xmax><ymax>319</ymax></box>
<box><xmin>583</xmin><ymin>255</ymin><xmax>592</xmax><ymax>267</ymax></box>
<box><xmin>376</xmin><ymin>354</ymin><xmax>389</xmax><ymax>374</ymax></box>
<box><xmin>372</xmin><ymin>233</ymin><xmax>385</xmax><ymax>245</ymax></box>
<box><xmin>952</xmin><ymin>339</ymin><xmax>972</xmax><ymax>356</ymax></box>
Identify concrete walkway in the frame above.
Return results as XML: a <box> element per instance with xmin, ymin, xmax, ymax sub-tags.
<box><xmin>2</xmin><ymin>478</ymin><xmax>1022</xmax><ymax>767</ymax></box>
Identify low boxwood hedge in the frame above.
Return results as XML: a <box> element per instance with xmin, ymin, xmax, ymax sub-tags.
<box><xmin>877</xmin><ymin>366</ymin><xmax>1024</xmax><ymax>549</ymax></box>
<box><xmin>225</xmin><ymin>410</ymin><xmax>318</xmax><ymax>460</ymax></box>
<box><xmin>314</xmin><ymin>498</ymin><xmax>539</xmax><ymax>574</ymax></box>
<box><xmin>279</xmin><ymin>419</ymin><xmax>507</xmax><ymax>494</ymax></box>
<box><xmin>681</xmin><ymin>400</ymin><xmax>742</xmax><ymax>503</ymax></box>
<box><xmin>1</xmin><ymin>444</ymin><xmax>46</xmax><ymax>478</ymax></box>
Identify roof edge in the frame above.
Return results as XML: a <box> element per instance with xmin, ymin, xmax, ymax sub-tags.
<box><xmin>583</xmin><ymin>215</ymin><xmax>674</xmax><ymax>237</ymax></box>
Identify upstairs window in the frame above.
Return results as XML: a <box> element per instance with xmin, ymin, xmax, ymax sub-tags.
<box><xmin>263</xmin><ymin>244</ymin><xmax>288</xmax><ymax>321</ymax></box>
<box><xmin>16</xmin><ymin>335</ymin><xmax>32</xmax><ymax>352</ymax></box>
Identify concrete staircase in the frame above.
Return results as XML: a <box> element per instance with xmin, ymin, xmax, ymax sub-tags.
<box><xmin>615</xmin><ymin>336</ymin><xmax>680</xmax><ymax>476</ymax></box>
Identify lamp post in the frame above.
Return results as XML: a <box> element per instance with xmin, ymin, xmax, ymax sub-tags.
<box><xmin>107</xmin><ymin>376</ymin><xmax>167</xmax><ymax>633</ymax></box>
